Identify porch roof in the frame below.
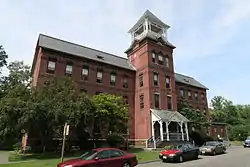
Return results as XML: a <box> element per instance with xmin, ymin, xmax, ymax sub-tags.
<box><xmin>151</xmin><ymin>109</ymin><xmax>190</xmax><ymax>123</ymax></box>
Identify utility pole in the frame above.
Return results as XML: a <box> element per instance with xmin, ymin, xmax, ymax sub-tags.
<box><xmin>61</xmin><ymin>122</ymin><xmax>69</xmax><ymax>163</ymax></box>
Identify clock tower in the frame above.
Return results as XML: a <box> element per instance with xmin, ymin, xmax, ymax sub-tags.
<box><xmin>125</xmin><ymin>10</ymin><xmax>177</xmax><ymax>144</ymax></box>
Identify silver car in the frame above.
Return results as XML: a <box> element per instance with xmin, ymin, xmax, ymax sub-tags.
<box><xmin>200</xmin><ymin>141</ymin><xmax>226</xmax><ymax>155</ymax></box>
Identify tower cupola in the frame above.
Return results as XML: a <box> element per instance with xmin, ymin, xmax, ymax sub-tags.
<box><xmin>128</xmin><ymin>10</ymin><xmax>170</xmax><ymax>43</ymax></box>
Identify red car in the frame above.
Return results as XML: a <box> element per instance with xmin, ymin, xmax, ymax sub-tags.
<box><xmin>57</xmin><ymin>148</ymin><xmax>138</xmax><ymax>167</ymax></box>
<box><xmin>159</xmin><ymin>144</ymin><xmax>200</xmax><ymax>163</ymax></box>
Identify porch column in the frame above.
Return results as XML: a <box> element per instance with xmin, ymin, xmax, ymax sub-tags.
<box><xmin>166</xmin><ymin>122</ymin><xmax>170</xmax><ymax>141</ymax></box>
<box><xmin>185</xmin><ymin>122</ymin><xmax>189</xmax><ymax>141</ymax></box>
<box><xmin>151</xmin><ymin>121</ymin><xmax>155</xmax><ymax>139</ymax></box>
<box><xmin>159</xmin><ymin>121</ymin><xmax>164</xmax><ymax>141</ymax></box>
<box><xmin>180</xmin><ymin>122</ymin><xmax>184</xmax><ymax>141</ymax></box>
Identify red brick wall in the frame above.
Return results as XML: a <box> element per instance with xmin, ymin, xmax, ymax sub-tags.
<box><xmin>127</xmin><ymin>38</ymin><xmax>176</xmax><ymax>140</ymax></box>
<box><xmin>209</xmin><ymin>125</ymin><xmax>227</xmax><ymax>139</ymax></box>
<box><xmin>175</xmin><ymin>82</ymin><xmax>210</xmax><ymax>120</ymax></box>
<box><xmin>32</xmin><ymin>48</ymin><xmax>136</xmax><ymax>139</ymax></box>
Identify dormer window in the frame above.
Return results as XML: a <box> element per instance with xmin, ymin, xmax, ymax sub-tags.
<box><xmin>184</xmin><ymin>78</ymin><xmax>189</xmax><ymax>82</ymax></box>
<box><xmin>158</xmin><ymin>53</ymin><xmax>163</xmax><ymax>65</ymax></box>
<box><xmin>97</xmin><ymin>55</ymin><xmax>104</xmax><ymax>60</ymax></box>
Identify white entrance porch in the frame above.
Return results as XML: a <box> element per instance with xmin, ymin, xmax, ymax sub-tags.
<box><xmin>148</xmin><ymin>109</ymin><xmax>190</xmax><ymax>148</ymax></box>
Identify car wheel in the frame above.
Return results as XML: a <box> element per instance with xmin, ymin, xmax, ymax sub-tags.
<box><xmin>123</xmin><ymin>162</ymin><xmax>131</xmax><ymax>167</ymax></box>
<box><xmin>178</xmin><ymin>155</ymin><xmax>184</xmax><ymax>163</ymax></box>
<box><xmin>212</xmin><ymin>150</ymin><xmax>216</xmax><ymax>156</ymax></box>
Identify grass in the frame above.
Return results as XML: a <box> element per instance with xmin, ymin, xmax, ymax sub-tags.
<box><xmin>230</xmin><ymin>141</ymin><xmax>243</xmax><ymax>146</ymax></box>
<box><xmin>0</xmin><ymin>148</ymin><xmax>160</xmax><ymax>167</ymax></box>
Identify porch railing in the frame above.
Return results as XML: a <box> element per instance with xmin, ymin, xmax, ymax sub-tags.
<box><xmin>163</xmin><ymin>132</ymin><xmax>188</xmax><ymax>141</ymax></box>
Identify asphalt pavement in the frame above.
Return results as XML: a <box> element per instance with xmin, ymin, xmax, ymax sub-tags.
<box><xmin>139</xmin><ymin>146</ymin><xmax>250</xmax><ymax>167</ymax></box>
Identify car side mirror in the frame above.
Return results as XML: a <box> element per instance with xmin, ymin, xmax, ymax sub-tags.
<box><xmin>94</xmin><ymin>157</ymin><xmax>99</xmax><ymax>161</ymax></box>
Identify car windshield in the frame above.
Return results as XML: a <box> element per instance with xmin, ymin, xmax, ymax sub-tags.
<box><xmin>166</xmin><ymin>145</ymin><xmax>184</xmax><ymax>150</ymax></box>
<box><xmin>79</xmin><ymin>150</ymin><xmax>98</xmax><ymax>160</ymax></box>
<box><xmin>205</xmin><ymin>141</ymin><xmax>218</xmax><ymax>146</ymax></box>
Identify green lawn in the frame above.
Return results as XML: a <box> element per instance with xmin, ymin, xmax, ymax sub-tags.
<box><xmin>0</xmin><ymin>149</ymin><xmax>160</xmax><ymax>167</ymax></box>
<box><xmin>230</xmin><ymin>141</ymin><xmax>243</xmax><ymax>146</ymax></box>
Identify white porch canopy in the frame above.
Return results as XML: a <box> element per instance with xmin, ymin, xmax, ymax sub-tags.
<box><xmin>151</xmin><ymin>109</ymin><xmax>190</xmax><ymax>142</ymax></box>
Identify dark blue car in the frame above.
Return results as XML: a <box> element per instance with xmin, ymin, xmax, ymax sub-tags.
<box><xmin>243</xmin><ymin>137</ymin><xmax>250</xmax><ymax>148</ymax></box>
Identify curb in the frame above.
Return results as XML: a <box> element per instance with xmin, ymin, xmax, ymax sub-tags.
<box><xmin>139</xmin><ymin>160</ymin><xmax>160</xmax><ymax>164</ymax></box>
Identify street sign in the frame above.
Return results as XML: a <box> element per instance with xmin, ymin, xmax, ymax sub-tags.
<box><xmin>61</xmin><ymin>122</ymin><xmax>69</xmax><ymax>163</ymax></box>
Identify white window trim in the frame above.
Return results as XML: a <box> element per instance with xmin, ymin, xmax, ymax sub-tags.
<box><xmin>82</xmin><ymin>68</ymin><xmax>88</xmax><ymax>75</ymax></box>
<box><xmin>48</xmin><ymin>61</ymin><xmax>56</xmax><ymax>70</ymax></box>
<box><xmin>111</xmin><ymin>74</ymin><xmax>116</xmax><ymax>82</ymax></box>
<box><xmin>158</xmin><ymin>54</ymin><xmax>163</xmax><ymax>61</ymax></box>
<box><xmin>66</xmin><ymin>64</ymin><xmax>73</xmax><ymax>74</ymax></box>
<box><xmin>166</xmin><ymin>57</ymin><xmax>169</xmax><ymax>67</ymax></box>
<box><xmin>97</xmin><ymin>71</ymin><xmax>103</xmax><ymax>79</ymax></box>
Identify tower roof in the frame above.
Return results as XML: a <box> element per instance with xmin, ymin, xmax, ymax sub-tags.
<box><xmin>128</xmin><ymin>10</ymin><xmax>170</xmax><ymax>33</ymax></box>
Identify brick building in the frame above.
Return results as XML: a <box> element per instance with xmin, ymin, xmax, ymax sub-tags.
<box><xmin>31</xmin><ymin>10</ymin><xmax>227</xmax><ymax>147</ymax></box>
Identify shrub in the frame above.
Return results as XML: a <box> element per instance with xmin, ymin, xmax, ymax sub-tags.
<box><xmin>106</xmin><ymin>134</ymin><xmax>125</xmax><ymax>147</ymax></box>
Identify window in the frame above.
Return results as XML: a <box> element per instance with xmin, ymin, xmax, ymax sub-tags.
<box><xmin>153</xmin><ymin>72</ymin><xmax>158</xmax><ymax>86</ymax></box>
<box><xmin>110</xmin><ymin>72</ymin><xmax>116</xmax><ymax>86</ymax></box>
<box><xmin>154</xmin><ymin>93</ymin><xmax>160</xmax><ymax>108</ymax></box>
<box><xmin>167</xmin><ymin>96</ymin><xmax>172</xmax><ymax>110</ymax></box>
<box><xmin>65</xmin><ymin>62</ymin><xmax>73</xmax><ymax>76</ymax></box>
<box><xmin>214</xmin><ymin>128</ymin><xmax>217</xmax><ymax>133</ymax></box>
<box><xmin>82</xmin><ymin>65</ymin><xmax>89</xmax><ymax>81</ymax></box>
<box><xmin>221</xmin><ymin>128</ymin><xmax>223</xmax><ymax>133</ymax></box>
<box><xmin>123</xmin><ymin>96</ymin><xmax>128</xmax><ymax>104</ymax></box>
<box><xmin>140</xmin><ymin>94</ymin><xmax>144</xmax><ymax>109</ymax></box>
<box><xmin>166</xmin><ymin>56</ymin><xmax>169</xmax><ymax>68</ymax></box>
<box><xmin>123</xmin><ymin>75</ymin><xmax>128</xmax><ymax>88</ymax></box>
<box><xmin>96</xmin><ymin>68</ymin><xmax>103</xmax><ymax>83</ymax></box>
<box><xmin>152</xmin><ymin>52</ymin><xmax>156</xmax><ymax>63</ymax></box>
<box><xmin>95</xmin><ymin>92</ymin><xmax>103</xmax><ymax>95</ymax></box>
<box><xmin>80</xmin><ymin>88</ymin><xmax>87</xmax><ymax>93</ymax></box>
<box><xmin>203</xmin><ymin>109</ymin><xmax>207</xmax><ymax>115</ymax></box>
<box><xmin>197</xmin><ymin>107</ymin><xmax>200</xmax><ymax>111</ymax></box>
<box><xmin>139</xmin><ymin>73</ymin><xmax>143</xmax><ymax>87</ymax></box>
<box><xmin>158</xmin><ymin>53</ymin><xmax>163</xmax><ymax>65</ymax></box>
<box><xmin>166</xmin><ymin>76</ymin><xmax>170</xmax><ymax>88</ymax></box>
<box><xmin>194</xmin><ymin>92</ymin><xmax>198</xmax><ymax>101</ymax></box>
<box><xmin>47</xmin><ymin>58</ymin><xmax>56</xmax><ymax>73</ymax></box>
<box><xmin>109</xmin><ymin>150</ymin><xmax>124</xmax><ymax>158</ymax></box>
<box><xmin>180</xmin><ymin>89</ymin><xmax>184</xmax><ymax>98</ymax></box>
<box><xmin>201</xmin><ymin>93</ymin><xmax>205</xmax><ymax>103</ymax></box>
<box><xmin>188</xmin><ymin>91</ymin><xmax>192</xmax><ymax>99</ymax></box>
<box><xmin>97</xmin><ymin>150</ymin><xmax>110</xmax><ymax>159</ymax></box>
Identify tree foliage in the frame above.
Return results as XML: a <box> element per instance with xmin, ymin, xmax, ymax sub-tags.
<box><xmin>210</xmin><ymin>96</ymin><xmax>250</xmax><ymax>140</ymax></box>
<box><xmin>92</xmin><ymin>94</ymin><xmax>129</xmax><ymax>135</ymax></box>
<box><xmin>0</xmin><ymin>59</ymin><xmax>129</xmax><ymax>151</ymax></box>
<box><xmin>0</xmin><ymin>45</ymin><xmax>8</xmax><ymax>75</ymax></box>
<box><xmin>178</xmin><ymin>99</ymin><xmax>207</xmax><ymax>129</ymax></box>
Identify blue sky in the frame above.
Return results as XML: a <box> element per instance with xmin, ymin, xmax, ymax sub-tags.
<box><xmin>1</xmin><ymin>0</ymin><xmax>250</xmax><ymax>105</ymax></box>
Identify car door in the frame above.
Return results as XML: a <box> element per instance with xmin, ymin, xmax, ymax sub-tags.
<box><xmin>94</xmin><ymin>150</ymin><xmax>112</xmax><ymax>167</ymax></box>
<box><xmin>182</xmin><ymin>145</ymin><xmax>191</xmax><ymax>160</ymax></box>
<box><xmin>108</xmin><ymin>150</ymin><xmax>124</xmax><ymax>167</ymax></box>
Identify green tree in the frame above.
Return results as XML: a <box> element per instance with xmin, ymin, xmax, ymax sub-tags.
<box><xmin>0</xmin><ymin>61</ymin><xmax>30</xmax><ymax>149</ymax></box>
<box><xmin>92</xmin><ymin>94</ymin><xmax>129</xmax><ymax>136</ymax></box>
<box><xmin>178</xmin><ymin>99</ymin><xmax>207</xmax><ymax>129</ymax></box>
<box><xmin>0</xmin><ymin>45</ymin><xmax>8</xmax><ymax>75</ymax></box>
<box><xmin>19</xmin><ymin>76</ymin><xmax>94</xmax><ymax>152</ymax></box>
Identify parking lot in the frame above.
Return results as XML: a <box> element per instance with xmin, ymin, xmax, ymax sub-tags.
<box><xmin>139</xmin><ymin>146</ymin><xmax>250</xmax><ymax>167</ymax></box>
